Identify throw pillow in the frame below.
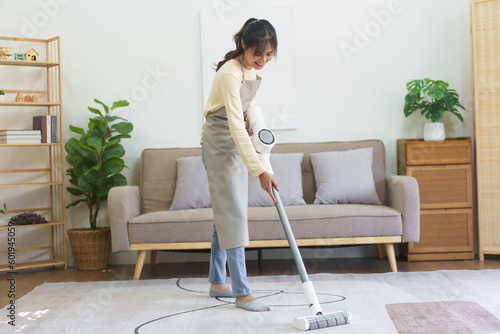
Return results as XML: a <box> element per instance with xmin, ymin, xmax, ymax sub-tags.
<box><xmin>169</xmin><ymin>156</ymin><xmax>212</xmax><ymax>210</ymax></box>
<box><xmin>248</xmin><ymin>153</ymin><xmax>307</xmax><ymax>207</ymax></box>
<box><xmin>310</xmin><ymin>148</ymin><xmax>381</xmax><ymax>205</ymax></box>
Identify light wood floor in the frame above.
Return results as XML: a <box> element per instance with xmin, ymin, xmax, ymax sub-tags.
<box><xmin>2</xmin><ymin>255</ymin><xmax>500</xmax><ymax>308</ymax></box>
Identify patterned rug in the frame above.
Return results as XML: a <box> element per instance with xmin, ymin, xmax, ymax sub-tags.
<box><xmin>1</xmin><ymin>270</ymin><xmax>499</xmax><ymax>333</ymax></box>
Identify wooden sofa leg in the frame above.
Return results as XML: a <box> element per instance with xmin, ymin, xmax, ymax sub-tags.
<box><xmin>375</xmin><ymin>244</ymin><xmax>384</xmax><ymax>259</ymax></box>
<box><xmin>133</xmin><ymin>250</ymin><xmax>147</xmax><ymax>280</ymax></box>
<box><xmin>150</xmin><ymin>250</ymin><xmax>158</xmax><ymax>267</ymax></box>
<box><xmin>385</xmin><ymin>244</ymin><xmax>398</xmax><ymax>272</ymax></box>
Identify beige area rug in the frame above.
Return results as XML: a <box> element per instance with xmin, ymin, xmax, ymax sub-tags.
<box><xmin>386</xmin><ymin>301</ymin><xmax>500</xmax><ymax>334</ymax></box>
<box><xmin>1</xmin><ymin>270</ymin><xmax>500</xmax><ymax>334</ymax></box>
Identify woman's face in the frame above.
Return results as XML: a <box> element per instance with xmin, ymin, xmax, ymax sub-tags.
<box><xmin>242</xmin><ymin>42</ymin><xmax>274</xmax><ymax>71</ymax></box>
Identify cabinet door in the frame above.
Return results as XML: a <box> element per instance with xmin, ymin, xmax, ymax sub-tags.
<box><xmin>408</xmin><ymin>209</ymin><xmax>474</xmax><ymax>254</ymax></box>
<box><xmin>404</xmin><ymin>140</ymin><xmax>471</xmax><ymax>166</ymax></box>
<box><xmin>406</xmin><ymin>164</ymin><xmax>473</xmax><ymax>209</ymax></box>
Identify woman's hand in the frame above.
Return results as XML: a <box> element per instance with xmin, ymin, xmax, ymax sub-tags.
<box><xmin>259</xmin><ymin>171</ymin><xmax>279</xmax><ymax>203</ymax></box>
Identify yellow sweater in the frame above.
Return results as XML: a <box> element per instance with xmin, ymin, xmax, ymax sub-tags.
<box><xmin>203</xmin><ymin>59</ymin><xmax>265</xmax><ymax>178</ymax></box>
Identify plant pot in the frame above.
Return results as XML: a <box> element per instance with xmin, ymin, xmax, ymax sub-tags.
<box><xmin>424</xmin><ymin>122</ymin><xmax>445</xmax><ymax>141</ymax></box>
<box><xmin>0</xmin><ymin>95</ymin><xmax>4</xmax><ymax>102</ymax></box>
<box><xmin>67</xmin><ymin>227</ymin><xmax>111</xmax><ymax>270</ymax></box>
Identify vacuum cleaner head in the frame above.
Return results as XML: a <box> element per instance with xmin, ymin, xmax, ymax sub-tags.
<box><xmin>294</xmin><ymin>311</ymin><xmax>352</xmax><ymax>331</ymax></box>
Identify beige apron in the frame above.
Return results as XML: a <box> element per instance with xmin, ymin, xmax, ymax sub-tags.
<box><xmin>203</xmin><ymin>59</ymin><xmax>262</xmax><ymax>250</ymax></box>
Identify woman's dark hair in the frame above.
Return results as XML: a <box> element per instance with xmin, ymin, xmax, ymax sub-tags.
<box><xmin>215</xmin><ymin>18</ymin><xmax>278</xmax><ymax>71</ymax></box>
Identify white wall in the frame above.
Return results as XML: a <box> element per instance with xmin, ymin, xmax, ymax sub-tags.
<box><xmin>0</xmin><ymin>0</ymin><xmax>473</xmax><ymax>266</ymax></box>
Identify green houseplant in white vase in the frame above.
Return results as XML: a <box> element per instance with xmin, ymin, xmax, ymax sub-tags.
<box><xmin>65</xmin><ymin>99</ymin><xmax>132</xmax><ymax>270</ymax></box>
<box><xmin>403</xmin><ymin>78</ymin><xmax>464</xmax><ymax>141</ymax></box>
<box><xmin>0</xmin><ymin>90</ymin><xmax>5</xmax><ymax>102</ymax></box>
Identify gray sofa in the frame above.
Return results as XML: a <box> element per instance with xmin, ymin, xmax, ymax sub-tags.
<box><xmin>109</xmin><ymin>140</ymin><xmax>420</xmax><ymax>279</ymax></box>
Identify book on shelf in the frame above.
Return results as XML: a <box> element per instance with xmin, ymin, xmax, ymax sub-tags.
<box><xmin>32</xmin><ymin>115</ymin><xmax>57</xmax><ymax>143</ymax></box>
<box><xmin>0</xmin><ymin>136</ymin><xmax>41</xmax><ymax>144</ymax></box>
<box><xmin>0</xmin><ymin>129</ymin><xmax>41</xmax><ymax>136</ymax></box>
<box><xmin>0</xmin><ymin>134</ymin><xmax>41</xmax><ymax>139</ymax></box>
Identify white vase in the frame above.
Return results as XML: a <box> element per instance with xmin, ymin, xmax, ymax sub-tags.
<box><xmin>424</xmin><ymin>122</ymin><xmax>445</xmax><ymax>141</ymax></box>
<box><xmin>0</xmin><ymin>95</ymin><xmax>4</xmax><ymax>102</ymax></box>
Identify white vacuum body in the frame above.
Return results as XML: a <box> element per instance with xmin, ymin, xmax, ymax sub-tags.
<box><xmin>246</xmin><ymin>105</ymin><xmax>275</xmax><ymax>174</ymax></box>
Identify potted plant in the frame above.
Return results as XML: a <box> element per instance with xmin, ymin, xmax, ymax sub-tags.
<box><xmin>0</xmin><ymin>90</ymin><xmax>5</xmax><ymax>102</ymax></box>
<box><xmin>65</xmin><ymin>99</ymin><xmax>132</xmax><ymax>270</ymax></box>
<box><xmin>403</xmin><ymin>78</ymin><xmax>464</xmax><ymax>141</ymax></box>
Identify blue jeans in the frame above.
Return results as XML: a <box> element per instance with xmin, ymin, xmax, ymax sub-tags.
<box><xmin>208</xmin><ymin>224</ymin><xmax>251</xmax><ymax>297</ymax></box>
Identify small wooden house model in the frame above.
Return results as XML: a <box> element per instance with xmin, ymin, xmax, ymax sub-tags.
<box><xmin>24</xmin><ymin>48</ymin><xmax>39</xmax><ymax>61</ymax></box>
<box><xmin>16</xmin><ymin>93</ymin><xmax>24</xmax><ymax>102</ymax></box>
<box><xmin>32</xmin><ymin>95</ymin><xmax>39</xmax><ymax>102</ymax></box>
<box><xmin>24</xmin><ymin>95</ymin><xmax>33</xmax><ymax>102</ymax></box>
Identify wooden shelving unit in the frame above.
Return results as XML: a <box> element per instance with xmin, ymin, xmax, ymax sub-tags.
<box><xmin>397</xmin><ymin>137</ymin><xmax>474</xmax><ymax>261</ymax></box>
<box><xmin>0</xmin><ymin>36</ymin><xmax>66</xmax><ymax>271</ymax></box>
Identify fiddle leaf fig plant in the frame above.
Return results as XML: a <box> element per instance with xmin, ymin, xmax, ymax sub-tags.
<box><xmin>65</xmin><ymin>99</ymin><xmax>132</xmax><ymax>230</ymax></box>
<box><xmin>404</xmin><ymin>78</ymin><xmax>465</xmax><ymax>123</ymax></box>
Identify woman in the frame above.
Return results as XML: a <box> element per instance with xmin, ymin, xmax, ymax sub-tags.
<box><xmin>201</xmin><ymin>18</ymin><xmax>279</xmax><ymax>312</ymax></box>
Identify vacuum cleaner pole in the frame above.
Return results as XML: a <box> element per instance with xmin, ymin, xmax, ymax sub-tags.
<box><xmin>273</xmin><ymin>187</ymin><xmax>322</xmax><ymax>315</ymax></box>
<box><xmin>248</xmin><ymin>105</ymin><xmax>351</xmax><ymax>330</ymax></box>
<box><xmin>273</xmin><ymin>186</ymin><xmax>309</xmax><ymax>283</ymax></box>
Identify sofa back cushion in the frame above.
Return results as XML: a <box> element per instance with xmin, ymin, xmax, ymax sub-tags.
<box><xmin>141</xmin><ymin>147</ymin><xmax>202</xmax><ymax>213</ymax></box>
<box><xmin>271</xmin><ymin>140</ymin><xmax>386</xmax><ymax>206</ymax></box>
<box><xmin>140</xmin><ymin>140</ymin><xmax>386</xmax><ymax>213</ymax></box>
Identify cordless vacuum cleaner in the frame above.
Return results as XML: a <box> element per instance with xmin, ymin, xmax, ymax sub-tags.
<box><xmin>246</xmin><ymin>106</ymin><xmax>352</xmax><ymax>331</ymax></box>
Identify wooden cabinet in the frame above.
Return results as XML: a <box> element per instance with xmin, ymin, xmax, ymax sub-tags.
<box><xmin>471</xmin><ymin>0</ymin><xmax>500</xmax><ymax>259</ymax></box>
<box><xmin>397</xmin><ymin>138</ymin><xmax>474</xmax><ymax>261</ymax></box>
<box><xmin>0</xmin><ymin>36</ymin><xmax>66</xmax><ymax>271</ymax></box>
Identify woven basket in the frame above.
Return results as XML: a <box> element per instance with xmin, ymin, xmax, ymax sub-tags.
<box><xmin>67</xmin><ymin>227</ymin><xmax>111</xmax><ymax>270</ymax></box>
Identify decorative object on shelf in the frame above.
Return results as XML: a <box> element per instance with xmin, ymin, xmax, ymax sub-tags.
<box><xmin>14</xmin><ymin>53</ymin><xmax>25</xmax><ymax>60</ymax></box>
<box><xmin>0</xmin><ymin>203</ymin><xmax>6</xmax><ymax>215</ymax></box>
<box><xmin>16</xmin><ymin>92</ymin><xmax>24</xmax><ymax>102</ymax></box>
<box><xmin>0</xmin><ymin>47</ymin><xmax>13</xmax><ymax>59</ymax></box>
<box><xmin>24</xmin><ymin>48</ymin><xmax>39</xmax><ymax>61</ymax></box>
<box><xmin>22</xmin><ymin>95</ymin><xmax>39</xmax><ymax>103</ymax></box>
<box><xmin>65</xmin><ymin>98</ymin><xmax>132</xmax><ymax>270</ymax></box>
<box><xmin>403</xmin><ymin>78</ymin><xmax>465</xmax><ymax>141</ymax></box>
<box><xmin>0</xmin><ymin>90</ymin><xmax>4</xmax><ymax>102</ymax></box>
<box><xmin>10</xmin><ymin>212</ymin><xmax>48</xmax><ymax>225</ymax></box>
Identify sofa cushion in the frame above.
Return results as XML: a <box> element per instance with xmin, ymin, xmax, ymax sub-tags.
<box><xmin>310</xmin><ymin>148</ymin><xmax>381</xmax><ymax>205</ymax></box>
<box><xmin>129</xmin><ymin>208</ymin><xmax>215</xmax><ymax>244</ymax></box>
<box><xmin>248</xmin><ymin>153</ymin><xmax>306</xmax><ymax>207</ymax></box>
<box><xmin>128</xmin><ymin>204</ymin><xmax>401</xmax><ymax>244</ymax></box>
<box><xmin>169</xmin><ymin>156</ymin><xmax>211</xmax><ymax>210</ymax></box>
